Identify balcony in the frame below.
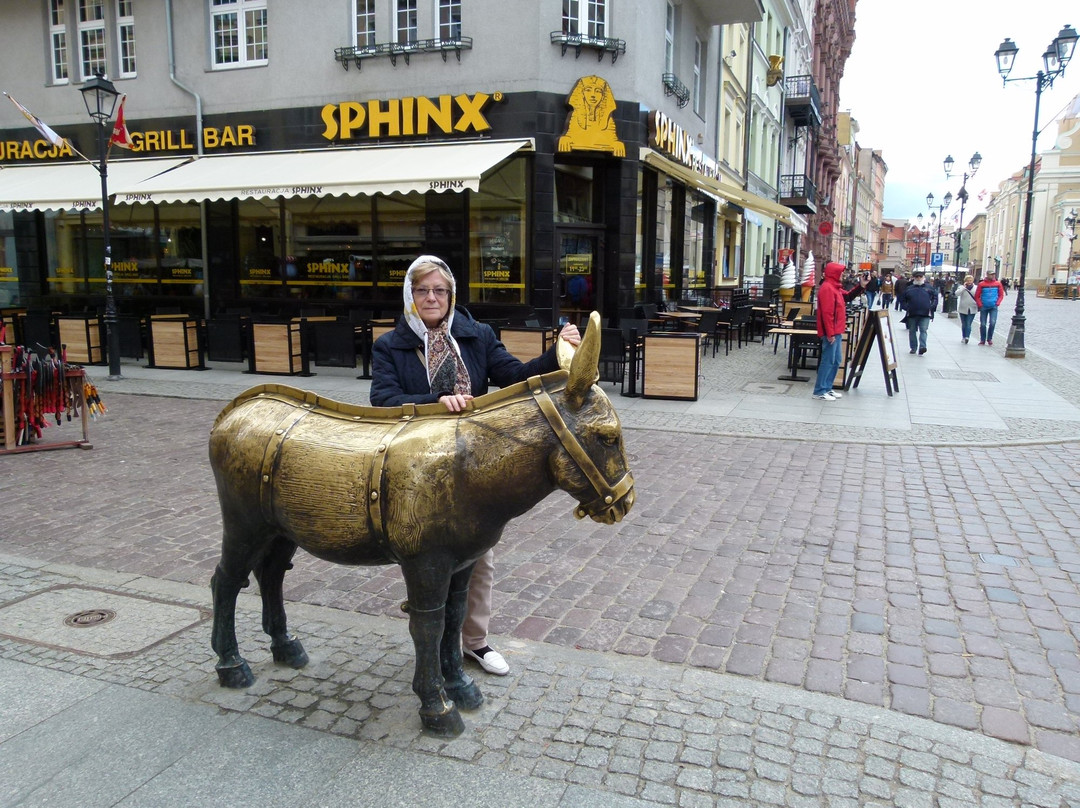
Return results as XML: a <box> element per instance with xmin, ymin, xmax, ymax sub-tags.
<box><xmin>779</xmin><ymin>174</ymin><xmax>817</xmax><ymax>215</ymax></box>
<box><xmin>334</xmin><ymin>37</ymin><xmax>473</xmax><ymax>70</ymax></box>
<box><xmin>783</xmin><ymin>75</ymin><xmax>822</xmax><ymax>128</ymax></box>
<box><xmin>662</xmin><ymin>73</ymin><xmax>691</xmax><ymax>108</ymax></box>
<box><xmin>550</xmin><ymin>31</ymin><xmax>626</xmax><ymax>64</ymax></box>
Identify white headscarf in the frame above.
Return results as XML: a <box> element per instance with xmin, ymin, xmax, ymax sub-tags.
<box><xmin>402</xmin><ymin>255</ymin><xmax>470</xmax><ymax>395</ymax></box>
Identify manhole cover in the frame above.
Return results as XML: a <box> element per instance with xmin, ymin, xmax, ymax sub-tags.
<box><xmin>742</xmin><ymin>382</ymin><xmax>792</xmax><ymax>394</ymax></box>
<box><xmin>64</xmin><ymin>608</ymin><xmax>117</xmax><ymax>628</ymax></box>
<box><xmin>928</xmin><ymin>370</ymin><xmax>999</xmax><ymax>382</ymax></box>
<box><xmin>0</xmin><ymin>585</ymin><xmax>208</xmax><ymax>658</ymax></box>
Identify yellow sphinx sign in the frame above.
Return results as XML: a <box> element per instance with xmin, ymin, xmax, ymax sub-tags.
<box><xmin>557</xmin><ymin>76</ymin><xmax>625</xmax><ymax>157</ymax></box>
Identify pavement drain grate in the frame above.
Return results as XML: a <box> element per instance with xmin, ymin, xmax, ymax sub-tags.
<box><xmin>928</xmin><ymin>369</ymin><xmax>1000</xmax><ymax>382</ymax></box>
<box><xmin>0</xmin><ymin>585</ymin><xmax>209</xmax><ymax>658</ymax></box>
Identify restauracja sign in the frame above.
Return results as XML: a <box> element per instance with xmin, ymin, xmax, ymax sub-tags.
<box><xmin>320</xmin><ymin>92</ymin><xmax>502</xmax><ymax>141</ymax></box>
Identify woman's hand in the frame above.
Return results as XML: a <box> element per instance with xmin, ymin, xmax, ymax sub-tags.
<box><xmin>558</xmin><ymin>323</ymin><xmax>582</xmax><ymax>347</ymax></box>
<box><xmin>438</xmin><ymin>393</ymin><xmax>473</xmax><ymax>412</ymax></box>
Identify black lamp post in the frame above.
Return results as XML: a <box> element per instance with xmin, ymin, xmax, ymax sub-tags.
<box><xmin>944</xmin><ymin>152</ymin><xmax>982</xmax><ymax>276</ymax></box>
<box><xmin>911</xmin><ymin>213</ymin><xmax>929</xmax><ymax>269</ymax></box>
<box><xmin>1065</xmin><ymin>208</ymin><xmax>1078</xmax><ymax>300</ymax></box>
<box><xmin>996</xmin><ymin>23</ymin><xmax>1079</xmax><ymax>358</ymax></box>
<box><xmin>79</xmin><ymin>72</ymin><xmax>122</xmax><ymax>379</ymax></box>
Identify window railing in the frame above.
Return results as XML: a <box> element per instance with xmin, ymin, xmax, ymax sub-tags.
<box><xmin>662</xmin><ymin>73</ymin><xmax>690</xmax><ymax>108</ymax></box>
<box><xmin>550</xmin><ymin>31</ymin><xmax>626</xmax><ymax>63</ymax></box>
<box><xmin>334</xmin><ymin>36</ymin><xmax>473</xmax><ymax>70</ymax></box>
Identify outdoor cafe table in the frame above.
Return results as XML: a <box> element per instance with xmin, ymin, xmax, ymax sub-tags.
<box><xmin>768</xmin><ymin>326</ymin><xmax>819</xmax><ymax>382</ymax></box>
<box><xmin>657</xmin><ymin>311</ymin><xmax>700</xmax><ymax>331</ymax></box>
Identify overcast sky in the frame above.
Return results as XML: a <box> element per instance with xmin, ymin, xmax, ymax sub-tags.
<box><xmin>838</xmin><ymin>1</ymin><xmax>1079</xmax><ymax>224</ymax></box>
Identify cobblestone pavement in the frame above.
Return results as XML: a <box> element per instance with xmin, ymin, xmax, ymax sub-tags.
<box><xmin>2</xmin><ymin>294</ymin><xmax>1080</xmax><ymax>804</ymax></box>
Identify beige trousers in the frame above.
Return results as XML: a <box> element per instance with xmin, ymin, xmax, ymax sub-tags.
<box><xmin>462</xmin><ymin>548</ymin><xmax>494</xmax><ymax>651</ymax></box>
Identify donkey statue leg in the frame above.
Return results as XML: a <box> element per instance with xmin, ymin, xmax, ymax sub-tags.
<box><xmin>253</xmin><ymin>535</ymin><xmax>308</xmax><ymax>669</ymax></box>
<box><xmin>440</xmin><ymin>563</ymin><xmax>483</xmax><ymax>710</ymax></box>
<box><xmin>210</xmin><ymin>561</ymin><xmax>255</xmax><ymax>688</ymax></box>
<box><xmin>400</xmin><ymin>562</ymin><xmax>464</xmax><ymax>736</ymax></box>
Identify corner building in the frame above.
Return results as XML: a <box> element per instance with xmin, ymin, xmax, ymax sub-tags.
<box><xmin>0</xmin><ymin>0</ymin><xmax>810</xmax><ymax>326</ymax></box>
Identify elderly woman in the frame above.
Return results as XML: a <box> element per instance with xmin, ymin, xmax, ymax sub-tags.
<box><xmin>370</xmin><ymin>255</ymin><xmax>581</xmax><ymax>676</ymax></box>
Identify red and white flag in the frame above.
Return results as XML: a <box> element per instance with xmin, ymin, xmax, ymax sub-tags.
<box><xmin>4</xmin><ymin>92</ymin><xmax>65</xmax><ymax>147</ymax></box>
<box><xmin>109</xmin><ymin>94</ymin><xmax>133</xmax><ymax>149</ymax></box>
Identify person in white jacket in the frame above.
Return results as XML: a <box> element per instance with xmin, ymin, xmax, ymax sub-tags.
<box><xmin>956</xmin><ymin>275</ymin><xmax>978</xmax><ymax>344</ymax></box>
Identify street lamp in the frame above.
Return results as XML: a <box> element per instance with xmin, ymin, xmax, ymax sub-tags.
<box><xmin>944</xmin><ymin>151</ymin><xmax>982</xmax><ymax>277</ymax></box>
<box><xmin>79</xmin><ymin>71</ymin><xmax>122</xmax><ymax>380</ymax></box>
<box><xmin>1065</xmin><ymin>208</ymin><xmax>1078</xmax><ymax>300</ymax></box>
<box><xmin>927</xmin><ymin>191</ymin><xmax>952</xmax><ymax>258</ymax></box>
<box><xmin>995</xmin><ymin>23</ymin><xmax>1079</xmax><ymax>358</ymax></box>
<box><xmin>911</xmin><ymin>213</ymin><xmax>930</xmax><ymax>269</ymax></box>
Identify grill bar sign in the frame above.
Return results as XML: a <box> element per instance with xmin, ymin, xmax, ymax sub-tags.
<box><xmin>648</xmin><ymin>111</ymin><xmax>721</xmax><ymax>181</ymax></box>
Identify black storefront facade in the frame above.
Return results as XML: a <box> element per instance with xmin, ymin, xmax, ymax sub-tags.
<box><xmin>1</xmin><ymin>77</ymin><xmax>744</xmax><ymax>332</ymax></box>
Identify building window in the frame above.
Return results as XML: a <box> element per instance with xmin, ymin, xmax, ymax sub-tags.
<box><xmin>563</xmin><ymin>0</ymin><xmax>605</xmax><ymax>39</ymax></box>
<box><xmin>78</xmin><ymin>0</ymin><xmax>107</xmax><ymax>79</ymax></box>
<box><xmin>116</xmin><ymin>0</ymin><xmax>136</xmax><ymax>77</ymax></box>
<box><xmin>355</xmin><ymin>0</ymin><xmax>375</xmax><ymax>48</ymax></box>
<box><xmin>439</xmin><ymin>0</ymin><xmax>461</xmax><ymax>41</ymax></box>
<box><xmin>211</xmin><ymin>0</ymin><xmax>268</xmax><ymax>69</ymax></box>
<box><xmin>395</xmin><ymin>0</ymin><xmax>417</xmax><ymax>44</ymax></box>
<box><xmin>692</xmin><ymin>39</ymin><xmax>702</xmax><ymax>115</ymax></box>
<box><xmin>50</xmin><ymin>0</ymin><xmax>69</xmax><ymax>83</ymax></box>
<box><xmin>664</xmin><ymin>1</ymin><xmax>674</xmax><ymax>73</ymax></box>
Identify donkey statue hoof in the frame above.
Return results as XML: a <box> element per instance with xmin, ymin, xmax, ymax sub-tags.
<box><xmin>445</xmin><ymin>680</ymin><xmax>484</xmax><ymax>711</ymax></box>
<box><xmin>216</xmin><ymin>659</ymin><xmax>254</xmax><ymax>689</ymax></box>
<box><xmin>271</xmin><ymin>637</ymin><xmax>309</xmax><ymax>669</ymax></box>
<box><xmin>420</xmin><ymin>706</ymin><xmax>465</xmax><ymax>737</ymax></box>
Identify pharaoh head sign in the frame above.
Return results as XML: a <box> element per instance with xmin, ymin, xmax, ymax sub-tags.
<box><xmin>557</xmin><ymin>75</ymin><xmax>625</xmax><ymax>157</ymax></box>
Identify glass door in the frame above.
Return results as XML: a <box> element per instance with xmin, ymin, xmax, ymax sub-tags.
<box><xmin>556</xmin><ymin>229</ymin><xmax>602</xmax><ymax>327</ymax></box>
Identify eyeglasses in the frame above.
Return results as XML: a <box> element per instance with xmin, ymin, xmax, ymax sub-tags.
<box><xmin>413</xmin><ymin>286</ymin><xmax>451</xmax><ymax>299</ymax></box>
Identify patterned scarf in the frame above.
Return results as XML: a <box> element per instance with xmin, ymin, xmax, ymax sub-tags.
<box><xmin>425</xmin><ymin>320</ymin><xmax>471</xmax><ymax>396</ymax></box>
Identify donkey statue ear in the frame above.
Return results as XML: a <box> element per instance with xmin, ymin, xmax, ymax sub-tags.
<box><xmin>566</xmin><ymin>311</ymin><xmax>600</xmax><ymax>407</ymax></box>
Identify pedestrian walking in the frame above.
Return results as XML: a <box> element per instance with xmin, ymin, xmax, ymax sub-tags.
<box><xmin>975</xmin><ymin>270</ymin><xmax>1006</xmax><ymax>346</ymax></box>
<box><xmin>894</xmin><ymin>273</ymin><xmax>909</xmax><ymax>310</ymax></box>
<box><xmin>811</xmin><ymin>261</ymin><xmax>867</xmax><ymax>401</ymax></box>
<box><xmin>956</xmin><ymin>275</ymin><xmax>978</xmax><ymax>343</ymax></box>
<box><xmin>864</xmin><ymin>269</ymin><xmax>881</xmax><ymax>309</ymax></box>
<box><xmin>898</xmin><ymin>269</ymin><xmax>938</xmax><ymax>355</ymax></box>
<box><xmin>880</xmin><ymin>271</ymin><xmax>895</xmax><ymax>309</ymax></box>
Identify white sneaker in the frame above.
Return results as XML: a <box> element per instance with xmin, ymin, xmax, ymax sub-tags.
<box><xmin>464</xmin><ymin>646</ymin><xmax>509</xmax><ymax>675</ymax></box>
<box><xmin>829</xmin><ymin>390</ymin><xmax>842</xmax><ymax>398</ymax></box>
<box><xmin>812</xmin><ymin>392</ymin><xmax>835</xmax><ymax>401</ymax></box>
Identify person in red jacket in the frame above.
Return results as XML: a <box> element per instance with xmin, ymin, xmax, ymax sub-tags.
<box><xmin>974</xmin><ymin>270</ymin><xmax>1006</xmax><ymax>345</ymax></box>
<box><xmin>812</xmin><ymin>261</ymin><xmax>867</xmax><ymax>400</ymax></box>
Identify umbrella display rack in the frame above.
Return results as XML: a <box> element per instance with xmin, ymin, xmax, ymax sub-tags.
<box><xmin>0</xmin><ymin>345</ymin><xmax>92</xmax><ymax>454</ymax></box>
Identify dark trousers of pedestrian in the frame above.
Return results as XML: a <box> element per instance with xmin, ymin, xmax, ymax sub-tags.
<box><xmin>907</xmin><ymin>316</ymin><xmax>930</xmax><ymax>353</ymax></box>
<box><xmin>959</xmin><ymin>312</ymin><xmax>975</xmax><ymax>342</ymax></box>
<box><xmin>881</xmin><ymin>294</ymin><xmax>894</xmax><ymax>309</ymax></box>
<box><xmin>979</xmin><ymin>306</ymin><xmax>999</xmax><ymax>343</ymax></box>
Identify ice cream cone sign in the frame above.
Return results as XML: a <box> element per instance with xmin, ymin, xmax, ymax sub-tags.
<box><xmin>778</xmin><ymin>254</ymin><xmax>797</xmax><ymax>300</ymax></box>
<box><xmin>802</xmin><ymin>251</ymin><xmax>816</xmax><ymax>287</ymax></box>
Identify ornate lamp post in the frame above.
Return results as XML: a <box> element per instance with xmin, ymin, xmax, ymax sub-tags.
<box><xmin>995</xmin><ymin>23</ymin><xmax>1079</xmax><ymax>358</ymax></box>
<box><xmin>944</xmin><ymin>152</ymin><xmax>982</xmax><ymax>275</ymax></box>
<box><xmin>79</xmin><ymin>72</ymin><xmax>122</xmax><ymax>379</ymax></box>
<box><xmin>1065</xmin><ymin>208</ymin><xmax>1078</xmax><ymax>300</ymax></box>
<box><xmin>927</xmin><ymin>191</ymin><xmax>952</xmax><ymax>258</ymax></box>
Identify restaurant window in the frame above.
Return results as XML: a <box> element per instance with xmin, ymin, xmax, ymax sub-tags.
<box><xmin>210</xmin><ymin>0</ymin><xmax>268</xmax><ymax>69</ymax></box>
<box><xmin>684</xmin><ymin>190</ymin><xmax>708</xmax><ymax>294</ymax></box>
<box><xmin>116</xmin><ymin>0</ymin><xmax>136</xmax><ymax>78</ymax></box>
<box><xmin>50</xmin><ymin>0</ymin><xmax>69</xmax><ymax>84</ymax></box>
<box><xmin>283</xmin><ymin>195</ymin><xmax>377</xmax><ymax>303</ymax></box>
<box><xmin>395</xmin><ymin>0</ymin><xmax>418</xmax><ymax>44</ymax></box>
<box><xmin>439</xmin><ymin>0</ymin><xmax>461</xmax><ymax>41</ymax></box>
<box><xmin>0</xmin><ymin>213</ymin><xmax>19</xmax><ymax>307</ymax></box>
<box><xmin>555</xmin><ymin>165</ymin><xmax>599</xmax><ymax>224</ymax></box>
<box><xmin>469</xmin><ymin>157</ymin><xmax>527</xmax><ymax>305</ymax></box>
<box><xmin>355</xmin><ymin>0</ymin><xmax>375</xmax><ymax>48</ymax></box>
<box><xmin>78</xmin><ymin>0</ymin><xmax>107</xmax><ymax>80</ymax></box>
<box><xmin>655</xmin><ymin>175</ymin><xmax>674</xmax><ymax>302</ymax></box>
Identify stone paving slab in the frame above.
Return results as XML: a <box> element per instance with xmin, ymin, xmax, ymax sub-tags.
<box><xmin>3</xmin><ymin>558</ymin><xmax>1080</xmax><ymax>807</ymax></box>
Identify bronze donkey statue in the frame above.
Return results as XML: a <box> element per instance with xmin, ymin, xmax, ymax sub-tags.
<box><xmin>208</xmin><ymin>314</ymin><xmax>634</xmax><ymax>736</ymax></box>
